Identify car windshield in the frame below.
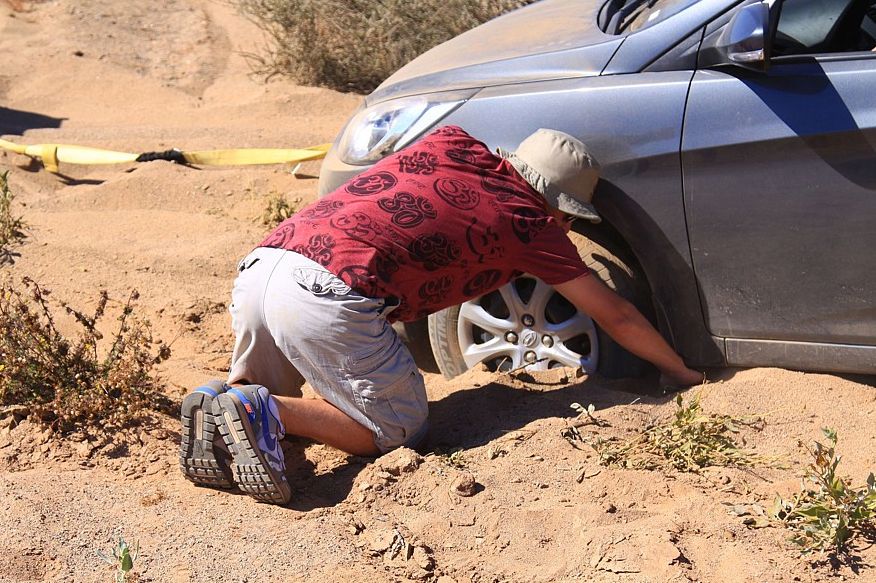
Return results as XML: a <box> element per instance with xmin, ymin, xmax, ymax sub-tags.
<box><xmin>600</xmin><ymin>0</ymin><xmax>703</xmax><ymax>35</ymax></box>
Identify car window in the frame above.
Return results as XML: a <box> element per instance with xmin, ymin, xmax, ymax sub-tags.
<box><xmin>773</xmin><ymin>0</ymin><xmax>876</xmax><ymax>55</ymax></box>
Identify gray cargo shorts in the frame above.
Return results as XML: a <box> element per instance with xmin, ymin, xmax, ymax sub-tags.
<box><xmin>227</xmin><ymin>246</ymin><xmax>428</xmax><ymax>453</ymax></box>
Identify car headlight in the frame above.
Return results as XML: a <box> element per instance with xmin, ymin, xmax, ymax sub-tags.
<box><xmin>337</xmin><ymin>89</ymin><xmax>476</xmax><ymax>165</ymax></box>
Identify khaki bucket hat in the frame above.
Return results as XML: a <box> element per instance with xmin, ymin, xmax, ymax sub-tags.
<box><xmin>498</xmin><ymin>128</ymin><xmax>601</xmax><ymax>223</ymax></box>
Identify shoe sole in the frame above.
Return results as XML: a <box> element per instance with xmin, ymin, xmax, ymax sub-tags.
<box><xmin>179</xmin><ymin>391</ymin><xmax>234</xmax><ymax>489</ymax></box>
<box><xmin>214</xmin><ymin>392</ymin><xmax>292</xmax><ymax>505</ymax></box>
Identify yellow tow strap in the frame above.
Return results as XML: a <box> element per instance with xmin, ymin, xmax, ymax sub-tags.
<box><xmin>0</xmin><ymin>138</ymin><xmax>331</xmax><ymax>174</ymax></box>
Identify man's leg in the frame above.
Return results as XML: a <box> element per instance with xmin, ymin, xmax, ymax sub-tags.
<box><xmin>213</xmin><ymin>249</ymin><xmax>428</xmax><ymax>505</ymax></box>
<box><xmin>236</xmin><ymin>390</ymin><xmax>379</xmax><ymax>456</ymax></box>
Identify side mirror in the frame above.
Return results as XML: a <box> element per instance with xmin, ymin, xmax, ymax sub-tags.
<box><xmin>699</xmin><ymin>2</ymin><xmax>773</xmax><ymax>72</ymax></box>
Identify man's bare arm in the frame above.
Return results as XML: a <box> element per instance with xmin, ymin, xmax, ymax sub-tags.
<box><xmin>554</xmin><ymin>273</ymin><xmax>704</xmax><ymax>387</ymax></box>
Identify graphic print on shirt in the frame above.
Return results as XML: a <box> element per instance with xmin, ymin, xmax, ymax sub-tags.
<box><xmin>261</xmin><ymin>222</ymin><xmax>295</xmax><ymax>248</ymax></box>
<box><xmin>337</xmin><ymin>265</ymin><xmax>378</xmax><ymax>297</ymax></box>
<box><xmin>511</xmin><ymin>207</ymin><xmax>549</xmax><ymax>243</ymax></box>
<box><xmin>258</xmin><ymin>125</ymin><xmax>589</xmax><ymax>322</ymax></box>
<box><xmin>479</xmin><ymin>169</ymin><xmax>522</xmax><ymax>202</ymax></box>
<box><xmin>377</xmin><ymin>191</ymin><xmax>438</xmax><ymax>228</ymax></box>
<box><xmin>433</xmin><ymin>177</ymin><xmax>480</xmax><ymax>210</ymax></box>
<box><xmin>330</xmin><ymin>212</ymin><xmax>384</xmax><ymax>241</ymax></box>
<box><xmin>435</xmin><ymin>126</ymin><xmax>467</xmax><ymax>137</ymax></box>
<box><xmin>446</xmin><ymin>148</ymin><xmax>477</xmax><ymax>165</ymax></box>
<box><xmin>345</xmin><ymin>171</ymin><xmax>398</xmax><ymax>196</ymax></box>
<box><xmin>375</xmin><ymin>252</ymin><xmax>400</xmax><ymax>282</ymax></box>
<box><xmin>408</xmin><ymin>233</ymin><xmax>461</xmax><ymax>271</ymax></box>
<box><xmin>398</xmin><ymin>151</ymin><xmax>439</xmax><ymax>175</ymax></box>
<box><xmin>462</xmin><ymin>269</ymin><xmax>504</xmax><ymax>297</ymax></box>
<box><xmin>418</xmin><ymin>275</ymin><xmax>454</xmax><ymax>305</ymax></box>
<box><xmin>302</xmin><ymin>199</ymin><xmax>345</xmax><ymax>219</ymax></box>
<box><xmin>465</xmin><ymin>217</ymin><xmax>503</xmax><ymax>263</ymax></box>
<box><xmin>292</xmin><ymin>233</ymin><xmax>335</xmax><ymax>266</ymax></box>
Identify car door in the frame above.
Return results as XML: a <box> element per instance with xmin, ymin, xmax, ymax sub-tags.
<box><xmin>681</xmin><ymin>0</ymin><xmax>876</xmax><ymax>357</ymax></box>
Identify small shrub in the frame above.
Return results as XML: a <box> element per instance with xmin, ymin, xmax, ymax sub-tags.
<box><xmin>260</xmin><ymin>192</ymin><xmax>297</xmax><ymax>227</ymax></box>
<box><xmin>0</xmin><ymin>277</ymin><xmax>172</xmax><ymax>432</ymax></box>
<box><xmin>97</xmin><ymin>537</ymin><xmax>139</xmax><ymax>583</ymax></box>
<box><xmin>590</xmin><ymin>394</ymin><xmax>765</xmax><ymax>472</ymax></box>
<box><xmin>236</xmin><ymin>0</ymin><xmax>536</xmax><ymax>92</ymax></box>
<box><xmin>773</xmin><ymin>428</ymin><xmax>876</xmax><ymax>560</ymax></box>
<box><xmin>0</xmin><ymin>171</ymin><xmax>28</xmax><ymax>265</ymax></box>
<box><xmin>431</xmin><ymin>446</ymin><xmax>467</xmax><ymax>468</ymax></box>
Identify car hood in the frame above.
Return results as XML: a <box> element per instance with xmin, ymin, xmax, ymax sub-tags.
<box><xmin>367</xmin><ymin>0</ymin><xmax>621</xmax><ymax>105</ymax></box>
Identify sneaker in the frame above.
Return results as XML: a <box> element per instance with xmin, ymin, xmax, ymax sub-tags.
<box><xmin>179</xmin><ymin>380</ymin><xmax>235</xmax><ymax>489</ymax></box>
<box><xmin>213</xmin><ymin>385</ymin><xmax>292</xmax><ymax>505</ymax></box>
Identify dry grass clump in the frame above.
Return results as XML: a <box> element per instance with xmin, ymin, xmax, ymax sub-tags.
<box><xmin>237</xmin><ymin>0</ymin><xmax>535</xmax><ymax>92</ymax></box>
<box><xmin>0</xmin><ymin>171</ymin><xmax>28</xmax><ymax>265</ymax></box>
<box><xmin>773</xmin><ymin>428</ymin><xmax>876</xmax><ymax>561</ymax></box>
<box><xmin>260</xmin><ymin>192</ymin><xmax>297</xmax><ymax>227</ymax></box>
<box><xmin>0</xmin><ymin>277</ymin><xmax>172</xmax><ymax>433</ymax></box>
<box><xmin>590</xmin><ymin>394</ymin><xmax>766</xmax><ymax>472</ymax></box>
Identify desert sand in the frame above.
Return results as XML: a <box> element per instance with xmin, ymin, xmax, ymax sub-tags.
<box><xmin>1</xmin><ymin>2</ymin><xmax>875</xmax><ymax>582</ymax></box>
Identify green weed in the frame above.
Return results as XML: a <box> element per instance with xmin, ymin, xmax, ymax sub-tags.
<box><xmin>590</xmin><ymin>394</ymin><xmax>765</xmax><ymax>472</ymax></box>
<box><xmin>98</xmin><ymin>537</ymin><xmax>139</xmax><ymax>583</ymax></box>
<box><xmin>0</xmin><ymin>277</ymin><xmax>172</xmax><ymax>432</ymax></box>
<box><xmin>432</xmin><ymin>446</ymin><xmax>467</xmax><ymax>469</ymax></box>
<box><xmin>773</xmin><ymin>428</ymin><xmax>876</xmax><ymax>560</ymax></box>
<box><xmin>0</xmin><ymin>171</ymin><xmax>27</xmax><ymax>265</ymax></box>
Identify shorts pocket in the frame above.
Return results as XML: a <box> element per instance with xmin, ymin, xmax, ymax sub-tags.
<box><xmin>292</xmin><ymin>267</ymin><xmax>352</xmax><ymax>297</ymax></box>
<box><xmin>345</xmin><ymin>334</ymin><xmax>399</xmax><ymax>377</ymax></box>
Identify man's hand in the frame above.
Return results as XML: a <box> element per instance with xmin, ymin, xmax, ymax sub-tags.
<box><xmin>555</xmin><ymin>273</ymin><xmax>703</xmax><ymax>383</ymax></box>
<box><xmin>659</xmin><ymin>368</ymin><xmax>706</xmax><ymax>390</ymax></box>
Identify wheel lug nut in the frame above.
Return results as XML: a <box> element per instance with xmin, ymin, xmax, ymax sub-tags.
<box><xmin>522</xmin><ymin>314</ymin><xmax>535</xmax><ymax>327</ymax></box>
<box><xmin>505</xmin><ymin>331</ymin><xmax>518</xmax><ymax>344</ymax></box>
<box><xmin>542</xmin><ymin>335</ymin><xmax>554</xmax><ymax>347</ymax></box>
<box><xmin>524</xmin><ymin>351</ymin><xmax>537</xmax><ymax>364</ymax></box>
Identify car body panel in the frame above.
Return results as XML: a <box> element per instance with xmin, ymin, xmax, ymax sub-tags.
<box><xmin>369</xmin><ymin>0</ymin><xmax>619</xmax><ymax>105</ymax></box>
<box><xmin>684</xmin><ymin>57</ymin><xmax>876</xmax><ymax>346</ymax></box>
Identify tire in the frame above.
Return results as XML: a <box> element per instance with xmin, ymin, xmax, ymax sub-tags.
<box><xmin>428</xmin><ymin>231</ymin><xmax>653</xmax><ymax>379</ymax></box>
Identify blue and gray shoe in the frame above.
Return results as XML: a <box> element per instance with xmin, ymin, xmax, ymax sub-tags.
<box><xmin>179</xmin><ymin>380</ymin><xmax>234</xmax><ymax>489</ymax></box>
<box><xmin>213</xmin><ymin>385</ymin><xmax>292</xmax><ymax>505</ymax></box>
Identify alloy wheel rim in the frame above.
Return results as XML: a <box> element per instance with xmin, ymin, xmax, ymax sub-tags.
<box><xmin>456</xmin><ymin>276</ymin><xmax>598</xmax><ymax>373</ymax></box>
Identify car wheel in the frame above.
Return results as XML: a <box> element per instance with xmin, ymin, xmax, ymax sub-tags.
<box><xmin>428</xmin><ymin>232</ymin><xmax>652</xmax><ymax>379</ymax></box>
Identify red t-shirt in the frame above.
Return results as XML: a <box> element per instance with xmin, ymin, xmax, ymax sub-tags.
<box><xmin>260</xmin><ymin>126</ymin><xmax>589</xmax><ymax>322</ymax></box>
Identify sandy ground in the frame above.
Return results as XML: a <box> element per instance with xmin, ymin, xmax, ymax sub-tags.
<box><xmin>1</xmin><ymin>1</ymin><xmax>875</xmax><ymax>582</ymax></box>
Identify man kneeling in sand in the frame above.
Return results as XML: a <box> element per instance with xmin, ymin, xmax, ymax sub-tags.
<box><xmin>178</xmin><ymin>126</ymin><xmax>704</xmax><ymax>505</ymax></box>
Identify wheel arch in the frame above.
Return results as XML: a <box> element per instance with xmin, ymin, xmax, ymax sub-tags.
<box><xmin>588</xmin><ymin>182</ymin><xmax>725</xmax><ymax>367</ymax></box>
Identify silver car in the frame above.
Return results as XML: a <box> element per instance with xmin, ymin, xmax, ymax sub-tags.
<box><xmin>317</xmin><ymin>0</ymin><xmax>876</xmax><ymax>378</ymax></box>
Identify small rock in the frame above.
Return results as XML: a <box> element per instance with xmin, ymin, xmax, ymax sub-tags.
<box><xmin>376</xmin><ymin>447</ymin><xmax>423</xmax><ymax>476</ymax></box>
<box><xmin>412</xmin><ymin>545</ymin><xmax>433</xmax><ymax>570</ymax></box>
<box><xmin>368</xmin><ymin>528</ymin><xmax>396</xmax><ymax>553</ymax></box>
<box><xmin>450</xmin><ymin>473</ymin><xmax>477</xmax><ymax>497</ymax></box>
<box><xmin>604</xmin><ymin>503</ymin><xmax>617</xmax><ymax>513</ymax></box>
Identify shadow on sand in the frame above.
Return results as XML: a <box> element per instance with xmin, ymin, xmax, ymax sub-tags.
<box><xmin>1</xmin><ymin>106</ymin><xmax>65</xmax><ymax>135</ymax></box>
<box><xmin>269</xmin><ymin>370</ymin><xmax>731</xmax><ymax>510</ymax></box>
